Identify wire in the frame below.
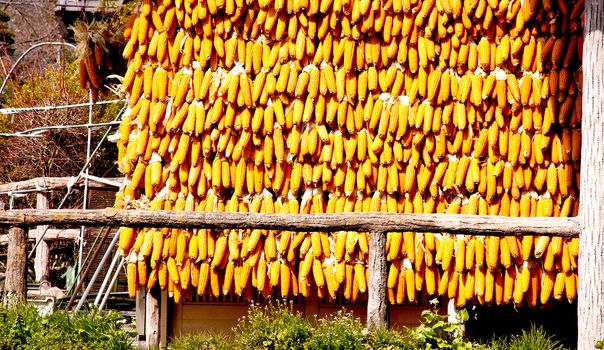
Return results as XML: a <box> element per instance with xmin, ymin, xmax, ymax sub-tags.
<box><xmin>0</xmin><ymin>121</ymin><xmax>121</xmax><ymax>138</ymax></box>
<box><xmin>27</xmin><ymin>102</ymin><xmax>127</xmax><ymax>259</ymax></box>
<box><xmin>0</xmin><ymin>99</ymin><xmax>124</xmax><ymax>115</ymax></box>
<box><xmin>0</xmin><ymin>42</ymin><xmax>77</xmax><ymax>102</ymax></box>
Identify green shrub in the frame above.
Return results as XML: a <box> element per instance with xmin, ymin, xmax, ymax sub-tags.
<box><xmin>305</xmin><ymin>310</ymin><xmax>366</xmax><ymax>350</ymax></box>
<box><xmin>406</xmin><ymin>302</ymin><xmax>474</xmax><ymax>350</ymax></box>
<box><xmin>170</xmin><ymin>303</ymin><xmax>485</xmax><ymax>350</ymax></box>
<box><xmin>172</xmin><ymin>304</ymin><xmax>414</xmax><ymax>350</ymax></box>
<box><xmin>488</xmin><ymin>324</ymin><xmax>568</xmax><ymax>350</ymax></box>
<box><xmin>0</xmin><ymin>305</ymin><xmax>40</xmax><ymax>349</ymax></box>
<box><xmin>363</xmin><ymin>325</ymin><xmax>413</xmax><ymax>350</ymax></box>
<box><xmin>233</xmin><ymin>301</ymin><xmax>312</xmax><ymax>350</ymax></box>
<box><xmin>0</xmin><ymin>304</ymin><xmax>134</xmax><ymax>350</ymax></box>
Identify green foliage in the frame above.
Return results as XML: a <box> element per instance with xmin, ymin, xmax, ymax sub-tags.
<box><xmin>168</xmin><ymin>334</ymin><xmax>234</xmax><ymax>350</ymax></box>
<box><xmin>364</xmin><ymin>326</ymin><xmax>412</xmax><ymax>350</ymax></box>
<box><xmin>234</xmin><ymin>301</ymin><xmax>312</xmax><ymax>350</ymax></box>
<box><xmin>488</xmin><ymin>324</ymin><xmax>569</xmax><ymax>350</ymax></box>
<box><xmin>406</xmin><ymin>302</ymin><xmax>474</xmax><ymax>350</ymax></box>
<box><xmin>172</xmin><ymin>303</ymin><xmax>413</xmax><ymax>350</ymax></box>
<box><xmin>0</xmin><ymin>304</ymin><xmax>134</xmax><ymax>350</ymax></box>
<box><xmin>304</xmin><ymin>310</ymin><xmax>366</xmax><ymax>350</ymax></box>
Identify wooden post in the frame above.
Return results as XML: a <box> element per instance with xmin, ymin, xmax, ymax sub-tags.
<box><xmin>578</xmin><ymin>2</ymin><xmax>604</xmax><ymax>349</ymax></box>
<box><xmin>145</xmin><ymin>288</ymin><xmax>160</xmax><ymax>348</ymax></box>
<box><xmin>136</xmin><ymin>287</ymin><xmax>146</xmax><ymax>339</ymax></box>
<box><xmin>304</xmin><ymin>284</ymin><xmax>319</xmax><ymax>319</ymax></box>
<box><xmin>4</xmin><ymin>226</ymin><xmax>28</xmax><ymax>304</ymax></box>
<box><xmin>159</xmin><ymin>289</ymin><xmax>168</xmax><ymax>348</ymax></box>
<box><xmin>367</xmin><ymin>231</ymin><xmax>388</xmax><ymax>328</ymax></box>
<box><xmin>34</xmin><ymin>192</ymin><xmax>50</xmax><ymax>283</ymax></box>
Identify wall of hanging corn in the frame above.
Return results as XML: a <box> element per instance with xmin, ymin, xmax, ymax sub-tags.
<box><xmin>114</xmin><ymin>0</ymin><xmax>584</xmax><ymax>307</ymax></box>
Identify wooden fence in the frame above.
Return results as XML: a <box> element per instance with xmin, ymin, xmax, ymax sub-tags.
<box><xmin>0</xmin><ymin>2</ymin><xmax>601</xmax><ymax>350</ymax></box>
<box><xmin>0</xmin><ymin>208</ymin><xmax>587</xmax><ymax>347</ymax></box>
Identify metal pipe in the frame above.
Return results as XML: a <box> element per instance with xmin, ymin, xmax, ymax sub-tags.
<box><xmin>94</xmin><ymin>248</ymin><xmax>120</xmax><ymax>306</ymax></box>
<box><xmin>72</xmin><ymin>228</ymin><xmax>118</xmax><ymax>312</ymax></box>
<box><xmin>77</xmin><ymin>91</ymin><xmax>94</xmax><ymax>286</ymax></box>
<box><xmin>99</xmin><ymin>258</ymin><xmax>124</xmax><ymax>311</ymax></box>
<box><xmin>65</xmin><ymin>225</ymin><xmax>112</xmax><ymax>310</ymax></box>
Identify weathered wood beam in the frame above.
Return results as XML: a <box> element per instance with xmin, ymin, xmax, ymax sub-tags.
<box><xmin>0</xmin><ymin>228</ymin><xmax>80</xmax><ymax>244</ymax></box>
<box><xmin>578</xmin><ymin>1</ymin><xmax>604</xmax><ymax>349</ymax></box>
<box><xmin>0</xmin><ymin>209</ymin><xmax>581</xmax><ymax>237</ymax></box>
<box><xmin>0</xmin><ymin>176</ymin><xmax>123</xmax><ymax>193</ymax></box>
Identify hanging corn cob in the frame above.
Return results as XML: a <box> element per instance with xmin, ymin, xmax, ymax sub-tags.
<box><xmin>73</xmin><ymin>19</ymin><xmax>125</xmax><ymax>101</ymax></box>
<box><xmin>116</xmin><ymin>0</ymin><xmax>583</xmax><ymax>307</ymax></box>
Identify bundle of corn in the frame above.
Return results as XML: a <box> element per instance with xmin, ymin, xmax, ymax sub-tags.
<box><xmin>116</xmin><ymin>0</ymin><xmax>583</xmax><ymax>307</ymax></box>
<box><xmin>73</xmin><ymin>19</ymin><xmax>125</xmax><ymax>101</ymax></box>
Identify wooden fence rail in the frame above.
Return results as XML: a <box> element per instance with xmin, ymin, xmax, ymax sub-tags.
<box><xmin>0</xmin><ymin>207</ymin><xmax>581</xmax><ymax>333</ymax></box>
<box><xmin>0</xmin><ymin>208</ymin><xmax>581</xmax><ymax>236</ymax></box>
<box><xmin>0</xmin><ymin>176</ymin><xmax>122</xmax><ymax>194</ymax></box>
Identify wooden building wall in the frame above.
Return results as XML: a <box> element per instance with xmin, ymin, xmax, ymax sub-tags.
<box><xmin>170</xmin><ymin>294</ymin><xmax>430</xmax><ymax>337</ymax></box>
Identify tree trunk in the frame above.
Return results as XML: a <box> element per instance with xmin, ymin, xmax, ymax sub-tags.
<box><xmin>4</xmin><ymin>226</ymin><xmax>28</xmax><ymax>304</ymax></box>
<box><xmin>34</xmin><ymin>192</ymin><xmax>50</xmax><ymax>283</ymax></box>
<box><xmin>367</xmin><ymin>231</ymin><xmax>388</xmax><ymax>328</ymax></box>
<box><xmin>578</xmin><ymin>2</ymin><xmax>604</xmax><ymax>349</ymax></box>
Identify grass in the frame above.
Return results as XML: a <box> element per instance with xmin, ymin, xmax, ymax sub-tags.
<box><xmin>488</xmin><ymin>324</ymin><xmax>569</xmax><ymax>350</ymax></box>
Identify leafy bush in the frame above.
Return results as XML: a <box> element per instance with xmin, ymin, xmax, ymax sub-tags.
<box><xmin>365</xmin><ymin>326</ymin><xmax>412</xmax><ymax>350</ymax></box>
<box><xmin>0</xmin><ymin>304</ymin><xmax>134</xmax><ymax>350</ymax></box>
<box><xmin>406</xmin><ymin>302</ymin><xmax>474</xmax><ymax>350</ymax></box>
<box><xmin>174</xmin><ymin>303</ymin><xmax>413</xmax><ymax>350</ymax></box>
<box><xmin>488</xmin><ymin>324</ymin><xmax>569</xmax><ymax>350</ymax></box>
<box><xmin>304</xmin><ymin>310</ymin><xmax>366</xmax><ymax>350</ymax></box>
<box><xmin>234</xmin><ymin>301</ymin><xmax>311</xmax><ymax>350</ymax></box>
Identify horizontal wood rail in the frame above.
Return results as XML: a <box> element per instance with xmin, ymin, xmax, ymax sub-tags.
<box><xmin>0</xmin><ymin>228</ymin><xmax>79</xmax><ymax>244</ymax></box>
<box><xmin>0</xmin><ymin>208</ymin><xmax>581</xmax><ymax>237</ymax></box>
<box><xmin>0</xmin><ymin>176</ymin><xmax>123</xmax><ymax>194</ymax></box>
